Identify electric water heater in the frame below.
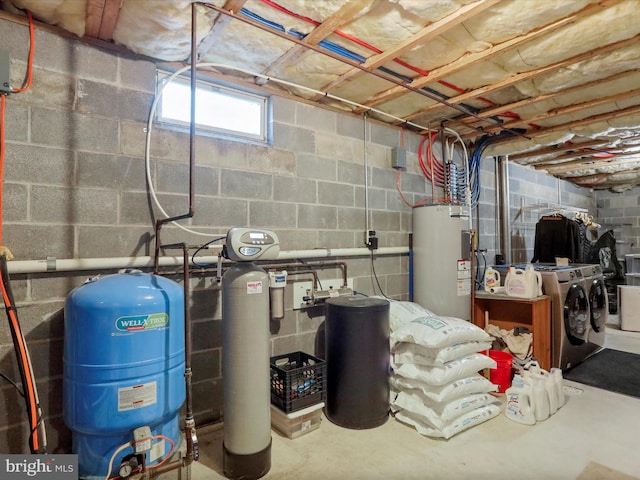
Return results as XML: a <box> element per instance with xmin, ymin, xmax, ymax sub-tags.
<box><xmin>413</xmin><ymin>204</ymin><xmax>471</xmax><ymax>320</ymax></box>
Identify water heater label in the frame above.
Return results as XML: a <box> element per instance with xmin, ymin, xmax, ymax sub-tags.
<box><xmin>118</xmin><ymin>381</ymin><xmax>157</xmax><ymax>412</ymax></box>
<box><xmin>115</xmin><ymin>313</ymin><xmax>169</xmax><ymax>332</ymax></box>
<box><xmin>246</xmin><ymin>280</ymin><xmax>263</xmax><ymax>294</ymax></box>
<box><xmin>457</xmin><ymin>260</ymin><xmax>471</xmax><ymax>296</ymax></box>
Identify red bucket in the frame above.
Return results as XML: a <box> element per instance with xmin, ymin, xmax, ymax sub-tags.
<box><xmin>487</xmin><ymin>350</ymin><xmax>513</xmax><ymax>393</ymax></box>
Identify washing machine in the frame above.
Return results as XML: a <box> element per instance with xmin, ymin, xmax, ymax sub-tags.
<box><xmin>582</xmin><ymin>263</ymin><xmax>607</xmax><ymax>351</ymax></box>
<box><xmin>492</xmin><ymin>264</ymin><xmax>593</xmax><ymax>370</ymax></box>
<box><xmin>536</xmin><ymin>265</ymin><xmax>592</xmax><ymax>370</ymax></box>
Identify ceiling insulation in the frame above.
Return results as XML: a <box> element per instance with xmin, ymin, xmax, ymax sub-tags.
<box><xmin>3</xmin><ymin>0</ymin><xmax>640</xmax><ymax>191</ymax></box>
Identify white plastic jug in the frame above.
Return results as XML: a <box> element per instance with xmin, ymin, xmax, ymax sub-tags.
<box><xmin>505</xmin><ymin>374</ymin><xmax>536</xmax><ymax>425</ymax></box>
<box><xmin>522</xmin><ymin>368</ymin><xmax>552</xmax><ymax>421</ymax></box>
<box><xmin>530</xmin><ymin>377</ymin><xmax>550</xmax><ymax>422</ymax></box>
<box><xmin>551</xmin><ymin>368</ymin><xmax>565</xmax><ymax>409</ymax></box>
<box><xmin>505</xmin><ymin>266</ymin><xmax>541</xmax><ymax>298</ymax></box>
<box><xmin>484</xmin><ymin>267</ymin><xmax>501</xmax><ymax>291</ymax></box>
<box><xmin>525</xmin><ymin>265</ymin><xmax>543</xmax><ymax>296</ymax></box>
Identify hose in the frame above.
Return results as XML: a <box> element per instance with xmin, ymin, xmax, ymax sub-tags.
<box><xmin>0</xmin><ymin>254</ymin><xmax>46</xmax><ymax>453</ymax></box>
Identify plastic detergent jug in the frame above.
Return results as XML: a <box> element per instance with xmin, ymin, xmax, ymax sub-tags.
<box><xmin>551</xmin><ymin>368</ymin><xmax>565</xmax><ymax>409</ymax></box>
<box><xmin>505</xmin><ymin>375</ymin><xmax>536</xmax><ymax>425</ymax></box>
<box><xmin>525</xmin><ymin>265</ymin><xmax>543</xmax><ymax>296</ymax></box>
<box><xmin>505</xmin><ymin>266</ymin><xmax>541</xmax><ymax>298</ymax></box>
<box><xmin>530</xmin><ymin>377</ymin><xmax>550</xmax><ymax>422</ymax></box>
<box><xmin>484</xmin><ymin>267</ymin><xmax>501</xmax><ymax>292</ymax></box>
<box><xmin>530</xmin><ymin>369</ymin><xmax>558</xmax><ymax>415</ymax></box>
<box><xmin>544</xmin><ymin>372</ymin><xmax>559</xmax><ymax>415</ymax></box>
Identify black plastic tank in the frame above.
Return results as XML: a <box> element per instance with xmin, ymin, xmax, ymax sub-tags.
<box><xmin>324</xmin><ymin>296</ymin><xmax>390</xmax><ymax>429</ymax></box>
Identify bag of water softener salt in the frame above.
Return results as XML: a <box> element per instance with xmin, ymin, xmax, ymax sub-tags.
<box><xmin>393</xmin><ymin>353</ymin><xmax>496</xmax><ymax>386</ymax></box>
<box><xmin>391</xmin><ymin>315</ymin><xmax>491</xmax><ymax>348</ymax></box>
<box><xmin>393</xmin><ymin>390</ymin><xmax>497</xmax><ymax>429</ymax></box>
<box><xmin>396</xmin><ymin>403</ymin><xmax>502</xmax><ymax>439</ymax></box>
<box><xmin>393</xmin><ymin>340</ymin><xmax>493</xmax><ymax>366</ymax></box>
<box><xmin>391</xmin><ymin>374</ymin><xmax>497</xmax><ymax>403</ymax></box>
<box><xmin>380</xmin><ymin>298</ymin><xmax>436</xmax><ymax>332</ymax></box>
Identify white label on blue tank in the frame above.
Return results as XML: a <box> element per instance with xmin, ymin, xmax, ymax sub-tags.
<box><xmin>118</xmin><ymin>381</ymin><xmax>158</xmax><ymax>412</ymax></box>
<box><xmin>115</xmin><ymin>313</ymin><xmax>169</xmax><ymax>332</ymax></box>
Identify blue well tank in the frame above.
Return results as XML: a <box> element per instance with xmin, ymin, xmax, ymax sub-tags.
<box><xmin>63</xmin><ymin>270</ymin><xmax>186</xmax><ymax>479</ymax></box>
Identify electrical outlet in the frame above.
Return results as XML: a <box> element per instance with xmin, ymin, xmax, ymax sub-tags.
<box><xmin>293</xmin><ymin>277</ymin><xmax>354</xmax><ymax>309</ymax></box>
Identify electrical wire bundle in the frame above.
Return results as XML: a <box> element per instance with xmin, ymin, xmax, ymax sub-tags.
<box><xmin>418</xmin><ymin>129</ymin><xmax>470</xmax><ymax>206</ymax></box>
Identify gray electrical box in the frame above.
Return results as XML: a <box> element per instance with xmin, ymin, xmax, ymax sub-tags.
<box><xmin>0</xmin><ymin>50</ymin><xmax>10</xmax><ymax>94</ymax></box>
<box><xmin>391</xmin><ymin>147</ymin><xmax>406</xmax><ymax>170</ymax></box>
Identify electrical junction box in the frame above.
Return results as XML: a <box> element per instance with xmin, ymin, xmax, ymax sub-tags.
<box><xmin>133</xmin><ymin>426</ymin><xmax>152</xmax><ymax>453</ymax></box>
<box><xmin>391</xmin><ymin>147</ymin><xmax>406</xmax><ymax>170</ymax></box>
<box><xmin>0</xmin><ymin>50</ymin><xmax>10</xmax><ymax>94</ymax></box>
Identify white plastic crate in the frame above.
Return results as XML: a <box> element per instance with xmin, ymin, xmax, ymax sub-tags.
<box><xmin>619</xmin><ymin>286</ymin><xmax>640</xmax><ymax>332</ymax></box>
<box><xmin>625</xmin><ymin>273</ymin><xmax>640</xmax><ymax>286</ymax></box>
<box><xmin>271</xmin><ymin>402</ymin><xmax>324</xmax><ymax>439</ymax></box>
<box><xmin>625</xmin><ymin>254</ymin><xmax>640</xmax><ymax>274</ymax></box>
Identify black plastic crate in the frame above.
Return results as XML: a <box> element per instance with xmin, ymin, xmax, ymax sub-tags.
<box><xmin>270</xmin><ymin>351</ymin><xmax>326</xmax><ymax>413</ymax></box>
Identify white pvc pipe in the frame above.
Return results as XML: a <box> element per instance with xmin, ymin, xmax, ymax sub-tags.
<box><xmin>7</xmin><ymin>246</ymin><xmax>409</xmax><ymax>274</ymax></box>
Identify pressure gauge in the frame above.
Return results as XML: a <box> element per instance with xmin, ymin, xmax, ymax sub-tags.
<box><xmin>224</xmin><ymin>228</ymin><xmax>280</xmax><ymax>262</ymax></box>
<box><xmin>118</xmin><ymin>463</ymin><xmax>133</xmax><ymax>478</ymax></box>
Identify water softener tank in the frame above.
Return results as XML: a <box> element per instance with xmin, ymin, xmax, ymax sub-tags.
<box><xmin>222</xmin><ymin>263</ymin><xmax>271</xmax><ymax>479</ymax></box>
<box><xmin>63</xmin><ymin>271</ymin><xmax>185</xmax><ymax>479</ymax></box>
<box><xmin>325</xmin><ymin>296</ymin><xmax>390</xmax><ymax>429</ymax></box>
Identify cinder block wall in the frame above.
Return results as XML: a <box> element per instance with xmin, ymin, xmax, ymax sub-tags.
<box><xmin>595</xmin><ymin>187</ymin><xmax>640</xmax><ymax>258</ymax></box>
<box><xmin>1</xmin><ymin>19</ymin><xmax>426</xmax><ymax>454</ymax></box>
<box><xmin>476</xmin><ymin>160</ymin><xmax>595</xmax><ymax>266</ymax></box>
<box><xmin>0</xmin><ymin>17</ymin><xmax>599</xmax><ymax>456</ymax></box>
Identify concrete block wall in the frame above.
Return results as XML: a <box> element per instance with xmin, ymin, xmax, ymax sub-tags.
<box><xmin>0</xmin><ymin>16</ymin><xmax>604</xmax><ymax>458</ymax></box>
<box><xmin>595</xmin><ymin>187</ymin><xmax>640</xmax><ymax>275</ymax></box>
<box><xmin>0</xmin><ymin>18</ymin><xmax>429</xmax><ymax>455</ymax></box>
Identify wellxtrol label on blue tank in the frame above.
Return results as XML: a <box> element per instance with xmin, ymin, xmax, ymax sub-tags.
<box><xmin>114</xmin><ymin>313</ymin><xmax>169</xmax><ymax>333</ymax></box>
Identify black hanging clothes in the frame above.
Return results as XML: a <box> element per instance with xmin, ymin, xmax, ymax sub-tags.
<box><xmin>576</xmin><ymin>221</ymin><xmax>594</xmax><ymax>264</ymax></box>
<box><xmin>587</xmin><ymin>229</ymin><xmax>624</xmax><ymax>280</ymax></box>
<box><xmin>531</xmin><ymin>214</ymin><xmax>581</xmax><ymax>263</ymax></box>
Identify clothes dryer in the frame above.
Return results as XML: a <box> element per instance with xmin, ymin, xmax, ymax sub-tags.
<box><xmin>537</xmin><ymin>266</ymin><xmax>591</xmax><ymax>370</ymax></box>
<box><xmin>582</xmin><ymin>264</ymin><xmax>607</xmax><ymax>351</ymax></box>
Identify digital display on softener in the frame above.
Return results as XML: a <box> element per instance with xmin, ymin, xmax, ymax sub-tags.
<box><xmin>225</xmin><ymin>228</ymin><xmax>280</xmax><ymax>262</ymax></box>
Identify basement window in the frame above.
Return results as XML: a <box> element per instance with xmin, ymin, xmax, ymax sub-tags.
<box><xmin>156</xmin><ymin>70</ymin><xmax>269</xmax><ymax>143</ymax></box>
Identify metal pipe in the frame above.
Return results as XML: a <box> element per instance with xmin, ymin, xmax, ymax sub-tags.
<box><xmin>153</xmin><ymin>2</ymin><xmax>198</xmax><ymax>272</ymax></box>
<box><xmin>180</xmin><ymin>242</ymin><xmax>198</xmax><ymax>465</ymax></box>
<box><xmin>497</xmin><ymin>155</ymin><xmax>511</xmax><ymax>264</ymax></box>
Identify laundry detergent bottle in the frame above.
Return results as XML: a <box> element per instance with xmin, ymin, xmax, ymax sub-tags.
<box><xmin>530</xmin><ymin>377</ymin><xmax>550</xmax><ymax>422</ymax></box>
<box><xmin>551</xmin><ymin>368</ymin><xmax>565</xmax><ymax>409</ymax></box>
<box><xmin>505</xmin><ymin>266</ymin><xmax>540</xmax><ymax>298</ymax></box>
<box><xmin>525</xmin><ymin>264</ymin><xmax>543</xmax><ymax>296</ymax></box>
<box><xmin>505</xmin><ymin>374</ymin><xmax>536</xmax><ymax>425</ymax></box>
<box><xmin>524</xmin><ymin>362</ymin><xmax>557</xmax><ymax>416</ymax></box>
<box><xmin>484</xmin><ymin>267</ymin><xmax>501</xmax><ymax>291</ymax></box>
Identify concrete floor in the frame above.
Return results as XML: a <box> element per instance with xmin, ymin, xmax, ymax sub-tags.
<box><xmin>189</xmin><ymin>320</ymin><xmax>640</xmax><ymax>480</ymax></box>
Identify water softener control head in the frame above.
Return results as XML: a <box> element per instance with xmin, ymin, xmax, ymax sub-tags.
<box><xmin>224</xmin><ymin>227</ymin><xmax>280</xmax><ymax>261</ymax></box>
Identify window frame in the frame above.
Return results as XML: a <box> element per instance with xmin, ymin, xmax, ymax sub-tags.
<box><xmin>155</xmin><ymin>69</ymin><xmax>270</xmax><ymax>144</ymax></box>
